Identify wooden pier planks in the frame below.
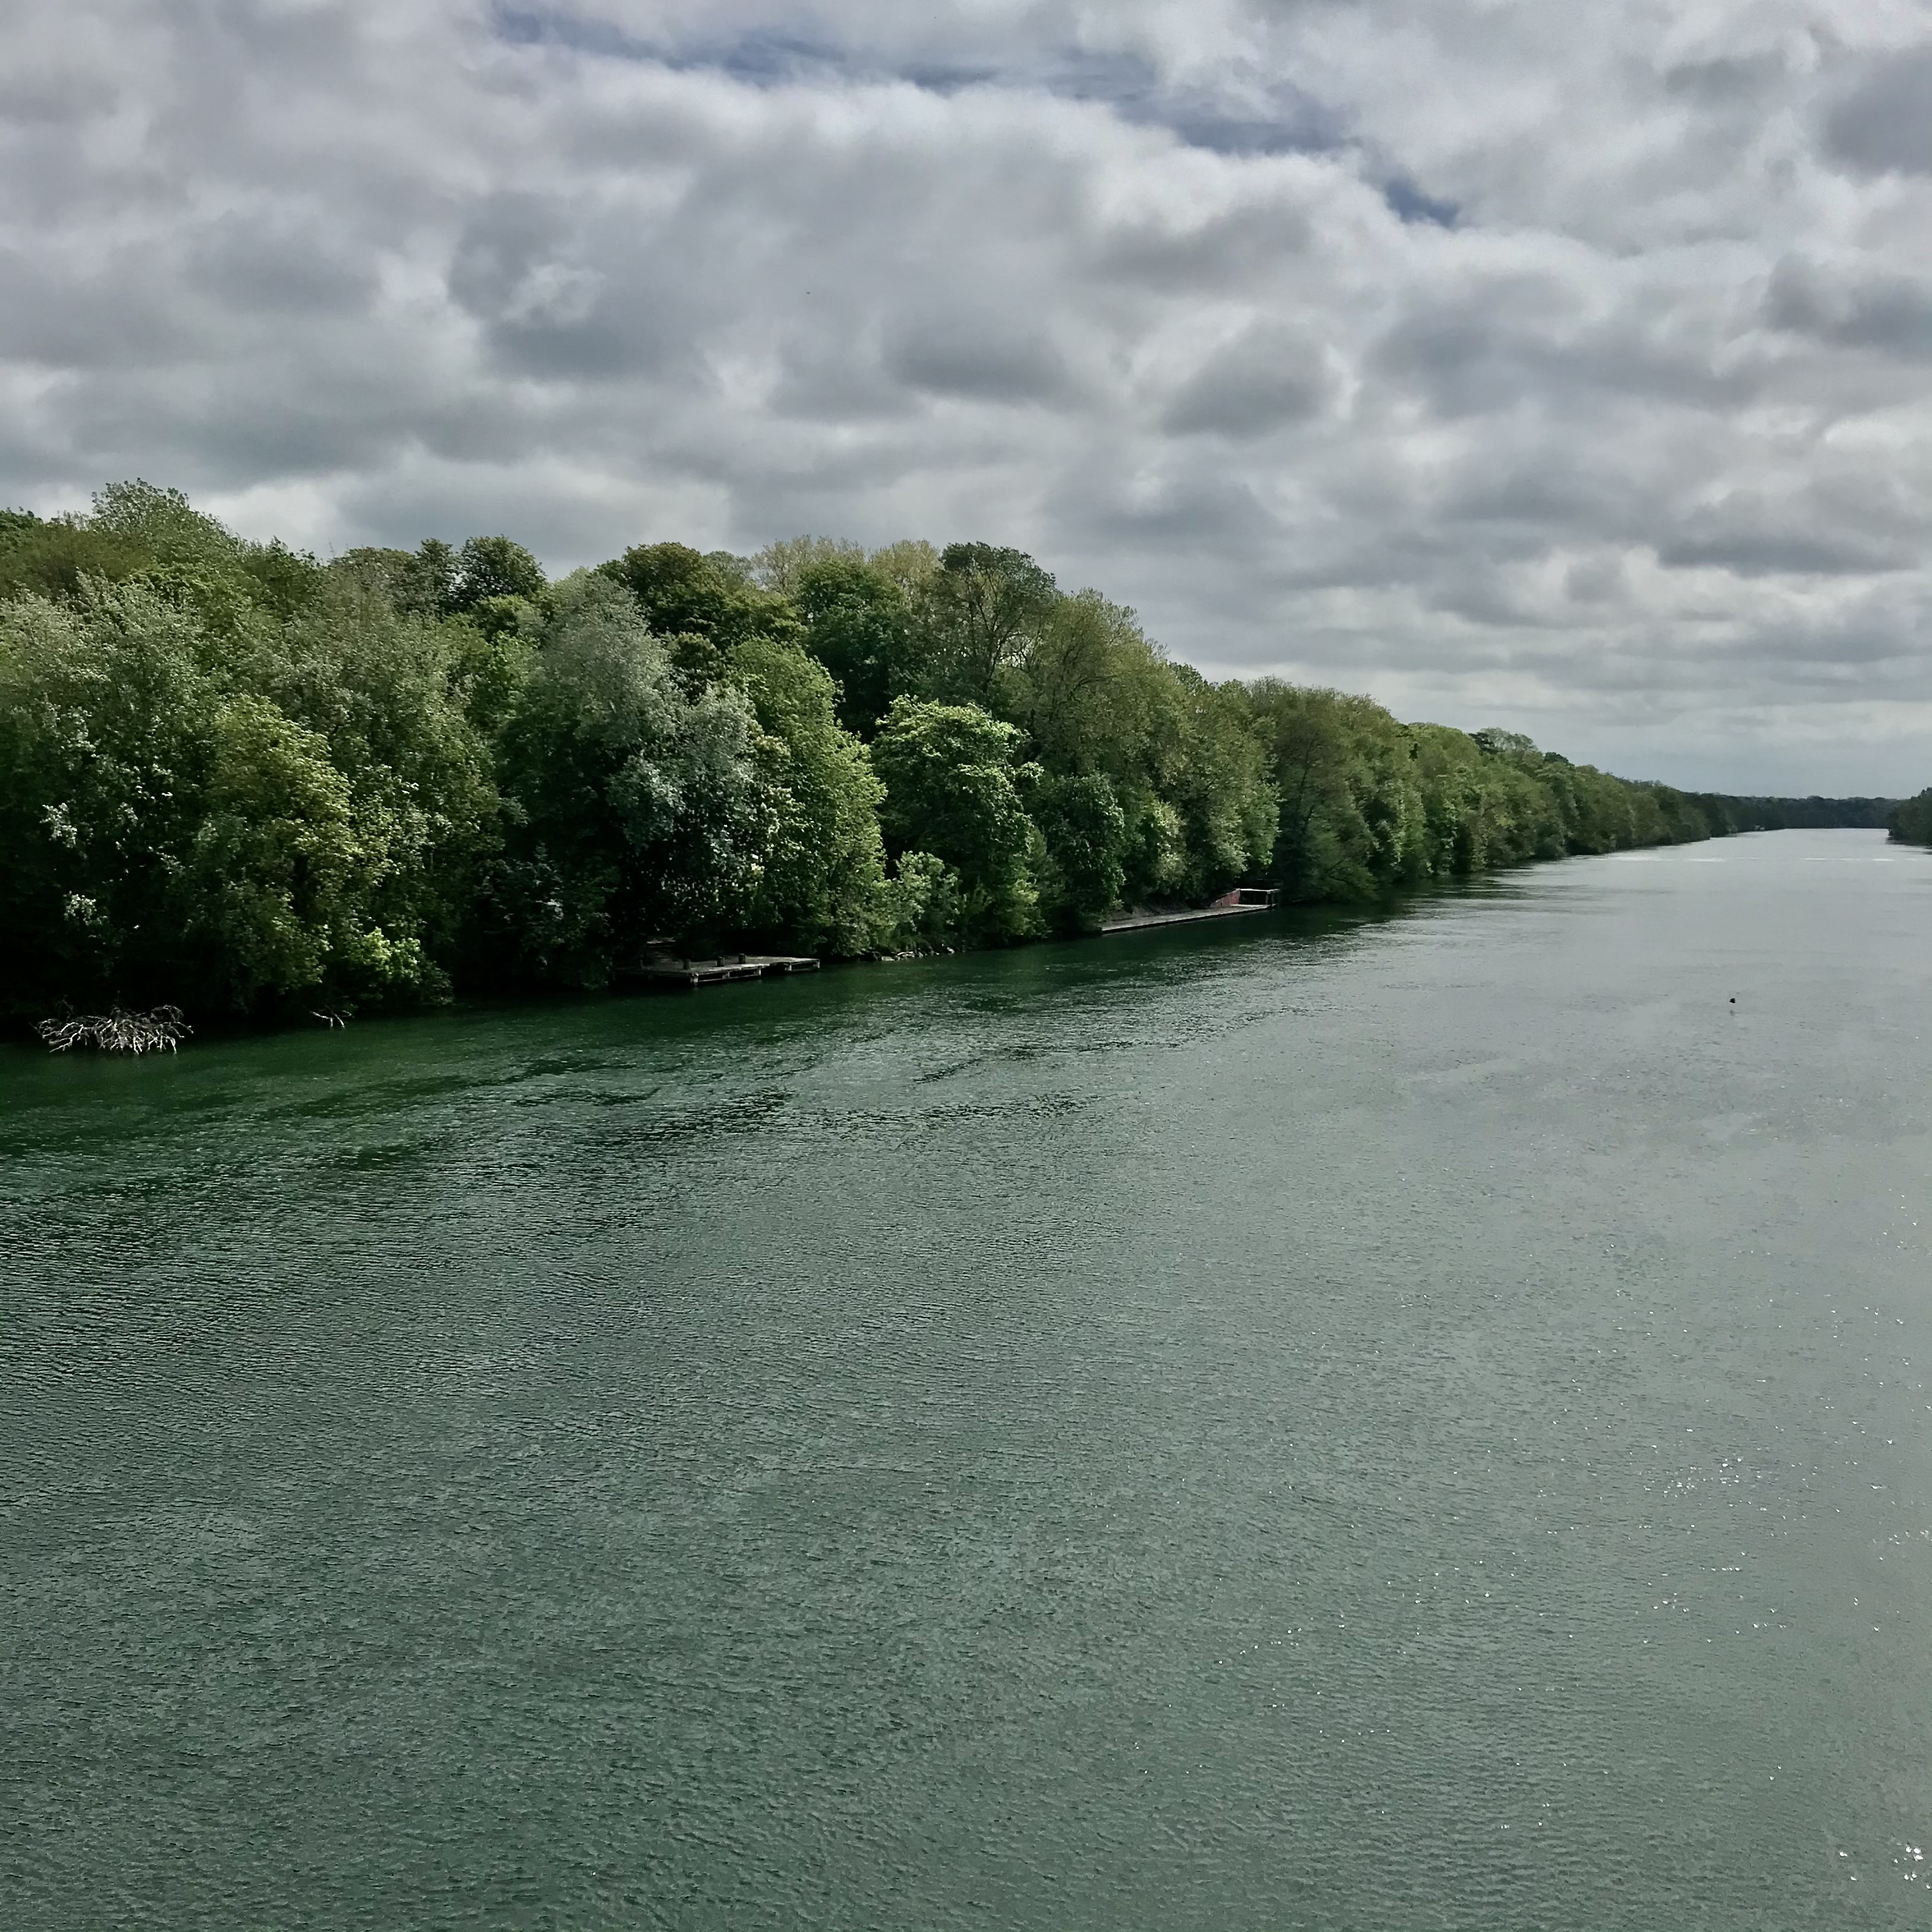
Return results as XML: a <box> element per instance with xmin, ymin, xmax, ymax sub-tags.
<box><xmin>1098</xmin><ymin>903</ymin><xmax>1273</xmax><ymax>935</ymax></box>
<box><xmin>1099</xmin><ymin>887</ymin><xmax>1278</xmax><ymax>936</ymax></box>
<box><xmin>633</xmin><ymin>953</ymin><xmax>822</xmax><ymax>989</ymax></box>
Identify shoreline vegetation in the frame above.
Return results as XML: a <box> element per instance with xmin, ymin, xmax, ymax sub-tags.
<box><xmin>0</xmin><ymin>482</ymin><xmax>1905</xmax><ymax>1047</ymax></box>
<box><xmin>1888</xmin><ymin>792</ymin><xmax>1932</xmax><ymax>846</ymax></box>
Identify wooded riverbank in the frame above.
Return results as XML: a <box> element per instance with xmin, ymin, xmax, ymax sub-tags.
<box><xmin>0</xmin><ymin>482</ymin><xmax>1902</xmax><ymax>1038</ymax></box>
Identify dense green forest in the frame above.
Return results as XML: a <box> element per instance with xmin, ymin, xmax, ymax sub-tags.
<box><xmin>1726</xmin><ymin>795</ymin><xmax>1897</xmax><ymax>831</ymax></box>
<box><xmin>0</xmin><ymin>483</ymin><xmax>1899</xmax><ymax>1029</ymax></box>
<box><xmin>1890</xmin><ymin>792</ymin><xmax>1932</xmax><ymax>845</ymax></box>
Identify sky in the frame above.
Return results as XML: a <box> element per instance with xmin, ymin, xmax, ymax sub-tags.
<box><xmin>3</xmin><ymin>1</ymin><xmax>1928</xmax><ymax>793</ymax></box>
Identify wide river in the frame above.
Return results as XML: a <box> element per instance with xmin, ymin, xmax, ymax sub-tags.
<box><xmin>4</xmin><ymin>829</ymin><xmax>1930</xmax><ymax>1929</ymax></box>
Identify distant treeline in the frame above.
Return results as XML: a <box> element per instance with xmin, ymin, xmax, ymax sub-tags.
<box><xmin>0</xmin><ymin>484</ymin><xmax>1896</xmax><ymax>1027</ymax></box>
<box><xmin>1726</xmin><ymin>797</ymin><xmax>1898</xmax><ymax>831</ymax></box>
<box><xmin>1890</xmin><ymin>792</ymin><xmax>1932</xmax><ymax>845</ymax></box>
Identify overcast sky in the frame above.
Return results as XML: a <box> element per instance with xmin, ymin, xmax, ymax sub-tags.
<box><xmin>4</xmin><ymin>1</ymin><xmax>1928</xmax><ymax>791</ymax></box>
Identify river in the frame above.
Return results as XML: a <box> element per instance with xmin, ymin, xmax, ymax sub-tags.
<box><xmin>4</xmin><ymin>828</ymin><xmax>1929</xmax><ymax>1929</ymax></box>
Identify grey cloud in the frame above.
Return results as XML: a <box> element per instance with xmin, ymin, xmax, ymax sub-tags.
<box><xmin>1429</xmin><ymin>566</ymin><xmax>1544</xmax><ymax>629</ymax></box>
<box><xmin>1649</xmin><ymin>468</ymin><xmax>1928</xmax><ymax>580</ymax></box>
<box><xmin>0</xmin><ymin>61</ymin><xmax>118</xmax><ymax>125</ymax></box>
<box><xmin>1062</xmin><ymin>466</ymin><xmax>1281</xmax><ymax>562</ymax></box>
<box><xmin>1764</xmin><ymin>257</ymin><xmax>1932</xmax><ymax>361</ymax></box>
<box><xmin>1437</xmin><ymin>457</ymin><xmax>1639</xmax><ymax>540</ymax></box>
<box><xmin>447</xmin><ymin>194</ymin><xmax>698</xmax><ymax>382</ymax></box>
<box><xmin>1088</xmin><ymin>197</ymin><xmax>1312</xmax><ymax>293</ymax></box>
<box><xmin>1821</xmin><ymin>44</ymin><xmax>1932</xmax><ymax>178</ymax></box>
<box><xmin>0</xmin><ymin>246</ymin><xmax>203</xmax><ymax>369</ymax></box>
<box><xmin>1381</xmin><ymin>177</ymin><xmax>1458</xmax><ymax>227</ymax></box>
<box><xmin>1563</xmin><ymin>553</ymin><xmax>1626</xmax><ymax>604</ymax></box>
<box><xmin>1657</xmin><ymin>521</ymin><xmax>1920</xmax><ymax>580</ymax></box>
<box><xmin>883</xmin><ymin>312</ymin><xmax>1074</xmax><ymax>404</ymax></box>
<box><xmin>81</xmin><ymin>381</ymin><xmax>411</xmax><ymax>481</ymax></box>
<box><xmin>1162</xmin><ymin>323</ymin><xmax>1333</xmax><ymax>436</ymax></box>
<box><xmin>446</xmin><ymin>194</ymin><xmax>568</xmax><ymax>319</ymax></box>
<box><xmin>0</xmin><ymin>0</ymin><xmax>1926</xmax><ymax>790</ymax></box>
<box><xmin>769</xmin><ymin>326</ymin><xmax>919</xmax><ymax>422</ymax></box>
<box><xmin>1660</xmin><ymin>51</ymin><xmax>1790</xmax><ymax>105</ymax></box>
<box><xmin>1136</xmin><ymin>91</ymin><xmax>1349</xmax><ymax>160</ymax></box>
<box><xmin>187</xmin><ymin>216</ymin><xmax>379</xmax><ymax>319</ymax></box>
<box><xmin>1374</xmin><ymin>297</ymin><xmax>1572</xmax><ymax>419</ymax></box>
<box><xmin>1376</xmin><ymin>273</ymin><xmax>1780</xmax><ymax>423</ymax></box>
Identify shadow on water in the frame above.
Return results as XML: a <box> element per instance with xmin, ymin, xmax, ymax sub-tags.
<box><xmin>0</xmin><ymin>869</ymin><xmax>1491</xmax><ymax>1144</ymax></box>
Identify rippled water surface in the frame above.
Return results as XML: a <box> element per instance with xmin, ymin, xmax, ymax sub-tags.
<box><xmin>5</xmin><ymin>829</ymin><xmax>1931</xmax><ymax>1929</ymax></box>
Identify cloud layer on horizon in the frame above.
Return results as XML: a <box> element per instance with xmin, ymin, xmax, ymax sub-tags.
<box><xmin>2</xmin><ymin>0</ymin><xmax>1928</xmax><ymax>792</ymax></box>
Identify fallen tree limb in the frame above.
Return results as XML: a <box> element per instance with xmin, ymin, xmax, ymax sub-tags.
<box><xmin>36</xmin><ymin>1006</ymin><xmax>192</xmax><ymax>1055</ymax></box>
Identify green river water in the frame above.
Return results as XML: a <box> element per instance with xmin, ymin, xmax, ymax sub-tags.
<box><xmin>4</xmin><ymin>827</ymin><xmax>1930</xmax><ymax>1930</ymax></box>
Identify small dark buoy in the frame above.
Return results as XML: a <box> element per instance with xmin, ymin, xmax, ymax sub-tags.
<box><xmin>1729</xmin><ymin>996</ymin><xmax>1736</xmax><ymax>1004</ymax></box>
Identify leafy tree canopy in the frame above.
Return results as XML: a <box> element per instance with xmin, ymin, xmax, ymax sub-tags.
<box><xmin>3</xmin><ymin>479</ymin><xmax>1862</xmax><ymax>1031</ymax></box>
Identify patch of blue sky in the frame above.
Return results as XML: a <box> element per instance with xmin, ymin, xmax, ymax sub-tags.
<box><xmin>493</xmin><ymin>5</ymin><xmax>652</xmax><ymax>61</ymax></box>
<box><xmin>1037</xmin><ymin>50</ymin><xmax>1349</xmax><ymax>157</ymax></box>
<box><xmin>491</xmin><ymin>5</ymin><xmax>845</xmax><ymax>82</ymax></box>
<box><xmin>489</xmin><ymin>4</ymin><xmax>1356</xmax><ymax>164</ymax></box>
<box><xmin>1149</xmin><ymin>102</ymin><xmax>1347</xmax><ymax>156</ymax></box>
<box><xmin>1382</xmin><ymin>176</ymin><xmax>1460</xmax><ymax>227</ymax></box>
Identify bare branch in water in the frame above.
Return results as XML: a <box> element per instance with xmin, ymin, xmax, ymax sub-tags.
<box><xmin>36</xmin><ymin>1006</ymin><xmax>192</xmax><ymax>1054</ymax></box>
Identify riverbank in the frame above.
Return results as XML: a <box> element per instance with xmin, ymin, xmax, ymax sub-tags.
<box><xmin>16</xmin><ymin>826</ymin><xmax>1911</xmax><ymax>1052</ymax></box>
<box><xmin>1887</xmin><ymin>787</ymin><xmax>1932</xmax><ymax>845</ymax></box>
<box><xmin>3</xmin><ymin>483</ymin><xmax>1907</xmax><ymax>1041</ymax></box>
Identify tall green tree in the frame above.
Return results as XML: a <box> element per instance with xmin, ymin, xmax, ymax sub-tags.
<box><xmin>486</xmin><ymin>572</ymin><xmax>773</xmax><ymax>984</ymax></box>
<box><xmin>1248</xmin><ymin>685</ymin><xmax>1424</xmax><ymax>898</ymax></box>
<box><xmin>870</xmin><ymin>698</ymin><xmax>1041</xmax><ymax>942</ymax></box>
<box><xmin>1029</xmin><ymin>771</ymin><xmax>1128</xmax><ymax>931</ymax></box>
<box><xmin>913</xmin><ymin>542</ymin><xmax>1058</xmax><ymax>709</ymax></box>
<box><xmin>235</xmin><ymin>568</ymin><xmax>502</xmax><ymax>1000</ymax></box>
<box><xmin>729</xmin><ymin>632</ymin><xmax>891</xmax><ymax>954</ymax></box>
<box><xmin>0</xmin><ymin>577</ymin><xmax>473</xmax><ymax>1018</ymax></box>
<box><xmin>447</xmin><ymin>535</ymin><xmax>547</xmax><ymax>611</ymax></box>
<box><xmin>794</xmin><ymin>556</ymin><xmax>914</xmax><ymax>737</ymax></box>
<box><xmin>1887</xmin><ymin>789</ymin><xmax>1932</xmax><ymax>845</ymax></box>
<box><xmin>600</xmin><ymin>542</ymin><xmax>798</xmax><ymax>670</ymax></box>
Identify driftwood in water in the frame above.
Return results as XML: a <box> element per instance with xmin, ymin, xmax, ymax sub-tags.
<box><xmin>36</xmin><ymin>1006</ymin><xmax>192</xmax><ymax>1055</ymax></box>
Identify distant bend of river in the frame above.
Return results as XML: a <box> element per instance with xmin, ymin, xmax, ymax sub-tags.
<box><xmin>4</xmin><ymin>828</ymin><xmax>1931</xmax><ymax>1931</ymax></box>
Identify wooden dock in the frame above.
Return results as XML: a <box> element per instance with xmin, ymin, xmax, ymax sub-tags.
<box><xmin>631</xmin><ymin>953</ymin><xmax>822</xmax><ymax>989</ymax></box>
<box><xmin>1100</xmin><ymin>887</ymin><xmax>1279</xmax><ymax>936</ymax></box>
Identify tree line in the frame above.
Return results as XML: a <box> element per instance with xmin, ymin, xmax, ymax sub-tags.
<box><xmin>1890</xmin><ymin>793</ymin><xmax>1932</xmax><ymax>845</ymax></box>
<box><xmin>0</xmin><ymin>482</ymin><xmax>1896</xmax><ymax>1028</ymax></box>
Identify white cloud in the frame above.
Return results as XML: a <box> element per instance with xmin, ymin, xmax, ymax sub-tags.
<box><xmin>0</xmin><ymin>0</ymin><xmax>1927</xmax><ymax>791</ymax></box>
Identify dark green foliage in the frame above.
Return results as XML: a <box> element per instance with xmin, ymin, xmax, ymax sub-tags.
<box><xmin>0</xmin><ymin>583</ymin><xmax>220</xmax><ymax>1013</ymax></box>
<box><xmin>0</xmin><ymin>577</ymin><xmax>486</xmax><ymax>1019</ymax></box>
<box><xmin>448</xmin><ymin>535</ymin><xmax>546</xmax><ymax>612</ymax></box>
<box><xmin>914</xmin><ymin>542</ymin><xmax>1058</xmax><ymax>707</ymax></box>
<box><xmin>236</xmin><ymin>540</ymin><xmax>325</xmax><ymax>619</ymax></box>
<box><xmin>393</xmin><ymin>540</ymin><xmax>460</xmax><ymax>619</ymax></box>
<box><xmin>1720</xmin><ymin>795</ymin><xmax>1899</xmax><ymax>831</ymax></box>
<box><xmin>1159</xmin><ymin>667</ymin><xmax>1280</xmax><ymax>899</ymax></box>
<box><xmin>89</xmin><ymin>480</ymin><xmax>236</xmax><ymax>564</ymax></box>
<box><xmin>482</xmin><ymin>573</ymin><xmax>772</xmax><ymax>987</ymax></box>
<box><xmin>339</xmin><ymin>537</ymin><xmax>540</xmax><ymax>624</ymax></box>
<box><xmin>599</xmin><ymin>542</ymin><xmax>797</xmax><ymax>659</ymax></box>
<box><xmin>6</xmin><ymin>479</ymin><xmax>1887</xmax><ymax>1035</ymax></box>
<box><xmin>795</xmin><ymin>557</ymin><xmax>914</xmax><ymax>736</ymax></box>
<box><xmin>0</xmin><ymin>514</ymin><xmax>151</xmax><ymax>601</ymax></box>
<box><xmin>1889</xmin><ymin>790</ymin><xmax>1932</xmax><ymax>845</ymax></box>
<box><xmin>1246</xmin><ymin>689</ymin><xmax>1751</xmax><ymax>900</ymax></box>
<box><xmin>1250</xmin><ymin>686</ymin><xmax>1424</xmax><ymax>897</ymax></box>
<box><xmin>728</xmin><ymin>632</ymin><xmax>890</xmax><ymax>954</ymax></box>
<box><xmin>1031</xmin><ymin>772</ymin><xmax>1128</xmax><ymax>932</ymax></box>
<box><xmin>871</xmin><ymin>698</ymin><xmax>1041</xmax><ymax>942</ymax></box>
